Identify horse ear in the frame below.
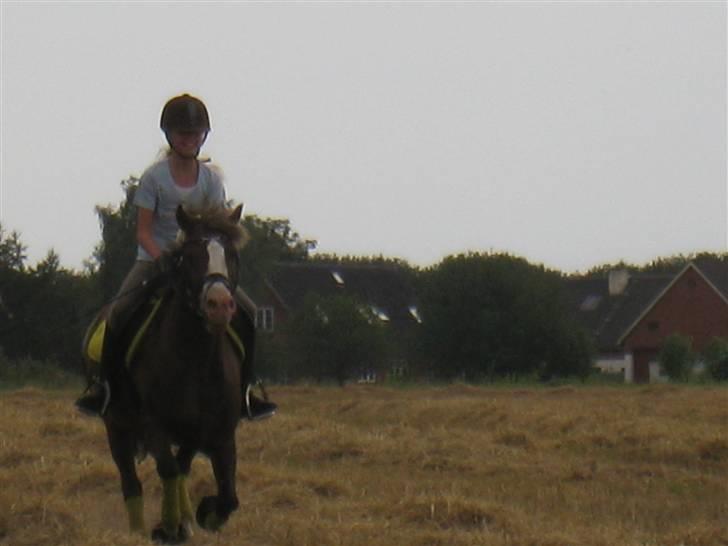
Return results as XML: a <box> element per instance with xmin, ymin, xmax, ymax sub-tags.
<box><xmin>176</xmin><ymin>205</ymin><xmax>193</xmax><ymax>234</ymax></box>
<box><xmin>229</xmin><ymin>204</ymin><xmax>243</xmax><ymax>223</ymax></box>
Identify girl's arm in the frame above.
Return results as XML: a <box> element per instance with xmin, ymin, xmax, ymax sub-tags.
<box><xmin>136</xmin><ymin>207</ymin><xmax>162</xmax><ymax>260</ymax></box>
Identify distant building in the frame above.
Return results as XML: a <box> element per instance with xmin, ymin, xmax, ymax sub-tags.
<box><xmin>252</xmin><ymin>261</ymin><xmax>424</xmax><ymax>382</ymax></box>
<box><xmin>564</xmin><ymin>260</ymin><xmax>728</xmax><ymax>383</ymax></box>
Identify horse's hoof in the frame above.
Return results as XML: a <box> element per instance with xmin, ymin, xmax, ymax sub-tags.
<box><xmin>196</xmin><ymin>496</ymin><xmax>227</xmax><ymax>531</ymax></box>
<box><xmin>151</xmin><ymin>524</ymin><xmax>188</xmax><ymax>544</ymax></box>
<box><xmin>181</xmin><ymin>520</ymin><xmax>194</xmax><ymax>538</ymax></box>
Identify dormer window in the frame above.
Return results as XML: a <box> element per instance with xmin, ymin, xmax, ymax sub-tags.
<box><xmin>580</xmin><ymin>295</ymin><xmax>602</xmax><ymax>311</ymax></box>
<box><xmin>331</xmin><ymin>271</ymin><xmax>345</xmax><ymax>287</ymax></box>
<box><xmin>371</xmin><ymin>306</ymin><xmax>390</xmax><ymax>322</ymax></box>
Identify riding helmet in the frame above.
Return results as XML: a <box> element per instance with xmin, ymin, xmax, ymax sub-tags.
<box><xmin>160</xmin><ymin>94</ymin><xmax>211</xmax><ymax>133</ymax></box>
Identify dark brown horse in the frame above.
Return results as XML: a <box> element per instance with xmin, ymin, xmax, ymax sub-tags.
<box><xmin>87</xmin><ymin>205</ymin><xmax>249</xmax><ymax>543</ymax></box>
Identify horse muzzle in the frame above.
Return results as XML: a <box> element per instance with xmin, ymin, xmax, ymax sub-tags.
<box><xmin>200</xmin><ymin>278</ymin><xmax>236</xmax><ymax>332</ymax></box>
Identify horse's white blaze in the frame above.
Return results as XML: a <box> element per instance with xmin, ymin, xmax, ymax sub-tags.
<box><xmin>206</xmin><ymin>239</ymin><xmax>228</xmax><ymax>278</ymax></box>
<box><xmin>200</xmin><ymin>238</ymin><xmax>236</xmax><ymax>329</ymax></box>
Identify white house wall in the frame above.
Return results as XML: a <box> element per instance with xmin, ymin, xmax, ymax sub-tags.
<box><xmin>594</xmin><ymin>353</ymin><xmax>634</xmax><ymax>383</ymax></box>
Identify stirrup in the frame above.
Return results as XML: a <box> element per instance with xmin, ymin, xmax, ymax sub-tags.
<box><xmin>244</xmin><ymin>380</ymin><xmax>276</xmax><ymax>421</ymax></box>
<box><xmin>76</xmin><ymin>380</ymin><xmax>111</xmax><ymax>417</ymax></box>
<box><xmin>99</xmin><ymin>380</ymin><xmax>111</xmax><ymax>416</ymax></box>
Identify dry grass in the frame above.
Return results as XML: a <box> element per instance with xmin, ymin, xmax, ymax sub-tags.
<box><xmin>0</xmin><ymin>384</ymin><xmax>727</xmax><ymax>545</ymax></box>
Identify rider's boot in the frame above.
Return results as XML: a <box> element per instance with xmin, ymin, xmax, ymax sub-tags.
<box><xmin>233</xmin><ymin>308</ymin><xmax>277</xmax><ymax>421</ymax></box>
<box><xmin>75</xmin><ymin>325</ymin><xmax>119</xmax><ymax>417</ymax></box>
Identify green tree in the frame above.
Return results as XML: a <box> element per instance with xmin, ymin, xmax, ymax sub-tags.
<box><xmin>238</xmin><ymin>215</ymin><xmax>316</xmax><ymax>289</ymax></box>
<box><xmin>0</xmin><ymin>246</ymin><xmax>99</xmax><ymax>371</ymax></box>
<box><xmin>283</xmin><ymin>293</ymin><xmax>389</xmax><ymax>385</ymax></box>
<box><xmin>30</xmin><ymin>250</ymin><xmax>99</xmax><ymax>369</ymax></box>
<box><xmin>658</xmin><ymin>334</ymin><xmax>694</xmax><ymax>382</ymax></box>
<box><xmin>417</xmin><ymin>252</ymin><xmax>593</xmax><ymax>381</ymax></box>
<box><xmin>577</xmin><ymin>252</ymin><xmax>728</xmax><ymax>279</ymax></box>
<box><xmin>90</xmin><ymin>177</ymin><xmax>139</xmax><ymax>299</ymax></box>
<box><xmin>0</xmin><ymin>223</ymin><xmax>27</xmax><ymax>271</ymax></box>
<box><xmin>703</xmin><ymin>337</ymin><xmax>728</xmax><ymax>382</ymax></box>
<box><xmin>0</xmin><ymin>229</ymin><xmax>25</xmax><ymax>362</ymax></box>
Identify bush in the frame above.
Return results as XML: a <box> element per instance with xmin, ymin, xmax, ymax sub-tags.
<box><xmin>417</xmin><ymin>253</ymin><xmax>594</xmax><ymax>380</ymax></box>
<box><xmin>658</xmin><ymin>334</ymin><xmax>694</xmax><ymax>382</ymax></box>
<box><xmin>0</xmin><ymin>348</ymin><xmax>80</xmax><ymax>389</ymax></box>
<box><xmin>703</xmin><ymin>337</ymin><xmax>728</xmax><ymax>382</ymax></box>
<box><xmin>282</xmin><ymin>293</ymin><xmax>390</xmax><ymax>385</ymax></box>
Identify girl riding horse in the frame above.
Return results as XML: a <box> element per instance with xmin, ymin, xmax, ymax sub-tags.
<box><xmin>76</xmin><ymin>93</ymin><xmax>276</xmax><ymax>421</ymax></box>
<box><xmin>98</xmin><ymin>204</ymin><xmax>254</xmax><ymax>542</ymax></box>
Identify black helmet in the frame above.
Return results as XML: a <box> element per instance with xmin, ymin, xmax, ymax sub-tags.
<box><xmin>160</xmin><ymin>94</ymin><xmax>211</xmax><ymax>133</ymax></box>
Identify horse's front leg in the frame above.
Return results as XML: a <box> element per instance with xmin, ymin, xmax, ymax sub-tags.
<box><xmin>196</xmin><ymin>440</ymin><xmax>239</xmax><ymax>531</ymax></box>
<box><xmin>147</xmin><ymin>433</ymin><xmax>186</xmax><ymax>544</ymax></box>
<box><xmin>106</xmin><ymin>423</ymin><xmax>145</xmax><ymax>535</ymax></box>
<box><xmin>175</xmin><ymin>445</ymin><xmax>197</xmax><ymax>538</ymax></box>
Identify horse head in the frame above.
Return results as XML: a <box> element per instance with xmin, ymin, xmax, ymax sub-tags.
<box><xmin>173</xmin><ymin>204</ymin><xmax>246</xmax><ymax>332</ymax></box>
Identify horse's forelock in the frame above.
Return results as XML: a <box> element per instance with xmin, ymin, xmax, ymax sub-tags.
<box><xmin>177</xmin><ymin>207</ymin><xmax>249</xmax><ymax>249</ymax></box>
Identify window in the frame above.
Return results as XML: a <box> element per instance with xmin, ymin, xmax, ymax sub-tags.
<box><xmin>391</xmin><ymin>360</ymin><xmax>407</xmax><ymax>378</ymax></box>
<box><xmin>255</xmin><ymin>307</ymin><xmax>275</xmax><ymax>333</ymax></box>
<box><xmin>331</xmin><ymin>271</ymin><xmax>345</xmax><ymax>287</ymax></box>
<box><xmin>580</xmin><ymin>295</ymin><xmax>602</xmax><ymax>311</ymax></box>
<box><xmin>408</xmin><ymin>305</ymin><xmax>423</xmax><ymax>324</ymax></box>
<box><xmin>647</xmin><ymin>320</ymin><xmax>659</xmax><ymax>332</ymax></box>
<box><xmin>357</xmin><ymin>369</ymin><xmax>377</xmax><ymax>384</ymax></box>
<box><xmin>371</xmin><ymin>305</ymin><xmax>390</xmax><ymax>322</ymax></box>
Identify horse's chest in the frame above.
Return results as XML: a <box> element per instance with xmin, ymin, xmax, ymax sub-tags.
<box><xmin>140</xmin><ymin>334</ymin><xmax>240</xmax><ymax>433</ymax></box>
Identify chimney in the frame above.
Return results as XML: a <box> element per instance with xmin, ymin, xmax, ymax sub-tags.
<box><xmin>608</xmin><ymin>270</ymin><xmax>630</xmax><ymax>296</ymax></box>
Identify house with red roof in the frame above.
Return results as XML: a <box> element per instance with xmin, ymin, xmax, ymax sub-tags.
<box><xmin>565</xmin><ymin>260</ymin><xmax>728</xmax><ymax>382</ymax></box>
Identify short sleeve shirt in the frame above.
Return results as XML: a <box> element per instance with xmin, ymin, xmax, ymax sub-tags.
<box><xmin>134</xmin><ymin>159</ymin><xmax>226</xmax><ymax>261</ymax></box>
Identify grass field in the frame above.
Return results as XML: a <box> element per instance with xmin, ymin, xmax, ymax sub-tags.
<box><xmin>0</xmin><ymin>384</ymin><xmax>726</xmax><ymax>546</ymax></box>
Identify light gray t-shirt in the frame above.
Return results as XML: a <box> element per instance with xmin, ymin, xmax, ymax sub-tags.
<box><xmin>134</xmin><ymin>159</ymin><xmax>226</xmax><ymax>261</ymax></box>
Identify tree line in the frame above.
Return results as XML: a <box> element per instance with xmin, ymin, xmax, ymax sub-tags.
<box><xmin>2</xmin><ymin>177</ymin><xmax>727</xmax><ymax>385</ymax></box>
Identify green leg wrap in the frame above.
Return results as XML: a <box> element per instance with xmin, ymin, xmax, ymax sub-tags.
<box><xmin>178</xmin><ymin>475</ymin><xmax>195</xmax><ymax>529</ymax></box>
<box><xmin>125</xmin><ymin>496</ymin><xmax>145</xmax><ymax>535</ymax></box>
<box><xmin>161</xmin><ymin>477</ymin><xmax>181</xmax><ymax>536</ymax></box>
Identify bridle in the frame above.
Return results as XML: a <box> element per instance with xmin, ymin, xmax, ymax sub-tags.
<box><xmin>173</xmin><ymin>235</ymin><xmax>239</xmax><ymax>316</ymax></box>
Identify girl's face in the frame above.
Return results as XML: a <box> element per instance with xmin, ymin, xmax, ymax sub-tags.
<box><xmin>168</xmin><ymin>130</ymin><xmax>207</xmax><ymax>158</ymax></box>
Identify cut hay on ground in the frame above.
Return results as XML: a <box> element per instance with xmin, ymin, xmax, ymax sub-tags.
<box><xmin>0</xmin><ymin>385</ymin><xmax>726</xmax><ymax>545</ymax></box>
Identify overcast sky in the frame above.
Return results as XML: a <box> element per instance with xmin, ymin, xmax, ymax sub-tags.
<box><xmin>1</xmin><ymin>1</ymin><xmax>726</xmax><ymax>274</ymax></box>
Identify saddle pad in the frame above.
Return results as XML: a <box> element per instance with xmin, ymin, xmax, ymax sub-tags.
<box><xmin>86</xmin><ymin>319</ymin><xmax>106</xmax><ymax>364</ymax></box>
